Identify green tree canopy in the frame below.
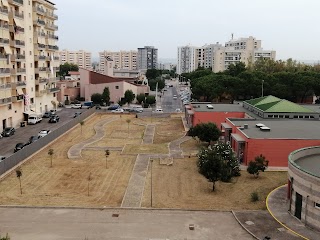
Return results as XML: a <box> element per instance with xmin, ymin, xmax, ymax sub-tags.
<box><xmin>124</xmin><ymin>90</ymin><xmax>135</xmax><ymax>104</ymax></box>
<box><xmin>136</xmin><ymin>93</ymin><xmax>146</xmax><ymax>104</ymax></box>
<box><xmin>247</xmin><ymin>154</ymin><xmax>269</xmax><ymax>178</ymax></box>
<box><xmin>188</xmin><ymin>122</ymin><xmax>221</xmax><ymax>144</ymax></box>
<box><xmin>102</xmin><ymin>87</ymin><xmax>110</xmax><ymax>105</ymax></box>
<box><xmin>58</xmin><ymin>62</ymin><xmax>79</xmax><ymax>77</ymax></box>
<box><xmin>145</xmin><ymin>95</ymin><xmax>156</xmax><ymax>105</ymax></box>
<box><xmin>91</xmin><ymin>93</ymin><xmax>103</xmax><ymax>104</ymax></box>
<box><xmin>146</xmin><ymin>69</ymin><xmax>161</xmax><ymax>80</ymax></box>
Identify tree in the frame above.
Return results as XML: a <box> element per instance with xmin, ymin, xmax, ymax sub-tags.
<box><xmin>105</xmin><ymin>149</ymin><xmax>110</xmax><ymax>169</ymax></box>
<box><xmin>148</xmin><ymin>79</ymin><xmax>165</xmax><ymax>91</ymax></box>
<box><xmin>48</xmin><ymin>149</ymin><xmax>54</xmax><ymax>167</ymax></box>
<box><xmin>136</xmin><ymin>93</ymin><xmax>146</xmax><ymax>104</ymax></box>
<box><xmin>58</xmin><ymin>62</ymin><xmax>79</xmax><ymax>77</ymax></box>
<box><xmin>145</xmin><ymin>95</ymin><xmax>156</xmax><ymax>106</ymax></box>
<box><xmin>188</xmin><ymin>122</ymin><xmax>221</xmax><ymax>144</ymax></box>
<box><xmin>146</xmin><ymin>69</ymin><xmax>160</xmax><ymax>79</ymax></box>
<box><xmin>247</xmin><ymin>154</ymin><xmax>269</xmax><ymax>178</ymax></box>
<box><xmin>16</xmin><ymin>169</ymin><xmax>22</xmax><ymax>195</ymax></box>
<box><xmin>225</xmin><ymin>62</ymin><xmax>246</xmax><ymax>76</ymax></box>
<box><xmin>87</xmin><ymin>173</ymin><xmax>92</xmax><ymax>196</ymax></box>
<box><xmin>91</xmin><ymin>93</ymin><xmax>103</xmax><ymax>104</ymax></box>
<box><xmin>126</xmin><ymin>119</ymin><xmax>131</xmax><ymax>135</ymax></box>
<box><xmin>80</xmin><ymin>121</ymin><xmax>84</xmax><ymax>134</ymax></box>
<box><xmin>124</xmin><ymin>90</ymin><xmax>135</xmax><ymax>104</ymax></box>
<box><xmin>102</xmin><ymin>87</ymin><xmax>110</xmax><ymax>105</ymax></box>
<box><xmin>0</xmin><ymin>234</ymin><xmax>10</xmax><ymax>240</ymax></box>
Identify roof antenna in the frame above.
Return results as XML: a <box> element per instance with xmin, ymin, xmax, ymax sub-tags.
<box><xmin>231</xmin><ymin>33</ymin><xmax>234</xmax><ymax>40</ymax></box>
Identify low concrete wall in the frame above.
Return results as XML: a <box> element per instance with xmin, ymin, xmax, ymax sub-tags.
<box><xmin>0</xmin><ymin>108</ymin><xmax>95</xmax><ymax>176</ymax></box>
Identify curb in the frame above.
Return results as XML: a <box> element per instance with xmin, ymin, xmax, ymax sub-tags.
<box><xmin>266</xmin><ymin>185</ymin><xmax>309</xmax><ymax>240</ymax></box>
<box><xmin>231</xmin><ymin>210</ymin><xmax>260</xmax><ymax>240</ymax></box>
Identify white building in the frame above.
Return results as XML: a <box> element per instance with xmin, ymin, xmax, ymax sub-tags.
<box><xmin>59</xmin><ymin>49</ymin><xmax>92</xmax><ymax>70</ymax></box>
<box><xmin>177</xmin><ymin>46</ymin><xmax>197</xmax><ymax>74</ymax></box>
<box><xmin>99</xmin><ymin>50</ymin><xmax>137</xmax><ymax>73</ymax></box>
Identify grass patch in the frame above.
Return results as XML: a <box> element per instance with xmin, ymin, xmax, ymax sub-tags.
<box><xmin>122</xmin><ymin>144</ymin><xmax>168</xmax><ymax>154</ymax></box>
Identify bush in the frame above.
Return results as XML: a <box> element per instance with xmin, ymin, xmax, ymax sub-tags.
<box><xmin>251</xmin><ymin>191</ymin><xmax>259</xmax><ymax>202</ymax></box>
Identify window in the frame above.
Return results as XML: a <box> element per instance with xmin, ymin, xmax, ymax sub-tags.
<box><xmin>115</xmin><ymin>86</ymin><xmax>119</xmax><ymax>89</ymax></box>
<box><xmin>315</xmin><ymin>202</ymin><xmax>320</xmax><ymax>209</ymax></box>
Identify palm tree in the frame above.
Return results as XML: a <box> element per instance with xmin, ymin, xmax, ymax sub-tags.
<box><xmin>87</xmin><ymin>173</ymin><xmax>92</xmax><ymax>196</ymax></box>
<box><xmin>126</xmin><ymin>119</ymin><xmax>131</xmax><ymax>136</ymax></box>
<box><xmin>48</xmin><ymin>149</ymin><xmax>54</xmax><ymax>167</ymax></box>
<box><xmin>80</xmin><ymin>120</ymin><xmax>85</xmax><ymax>134</ymax></box>
<box><xmin>105</xmin><ymin>149</ymin><xmax>110</xmax><ymax>169</ymax></box>
<box><xmin>16</xmin><ymin>169</ymin><xmax>22</xmax><ymax>195</ymax></box>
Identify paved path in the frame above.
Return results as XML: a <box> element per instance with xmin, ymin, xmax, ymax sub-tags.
<box><xmin>84</xmin><ymin>146</ymin><xmax>123</xmax><ymax>151</ymax></box>
<box><xmin>67</xmin><ymin>117</ymin><xmax>117</xmax><ymax>159</ymax></box>
<box><xmin>142</xmin><ymin>124</ymin><xmax>155</xmax><ymax>144</ymax></box>
<box><xmin>169</xmin><ymin>134</ymin><xmax>190</xmax><ymax>158</ymax></box>
<box><xmin>121</xmin><ymin>154</ymin><xmax>150</xmax><ymax>208</ymax></box>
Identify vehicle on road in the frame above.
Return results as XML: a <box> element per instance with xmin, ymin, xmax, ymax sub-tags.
<box><xmin>0</xmin><ymin>133</ymin><xmax>3</xmax><ymax>139</ymax></box>
<box><xmin>0</xmin><ymin>156</ymin><xmax>5</xmax><ymax>160</ymax></box>
<box><xmin>38</xmin><ymin>130</ymin><xmax>51</xmax><ymax>138</ymax></box>
<box><xmin>95</xmin><ymin>104</ymin><xmax>102</xmax><ymax>110</ymax></box>
<box><xmin>83</xmin><ymin>101</ymin><xmax>94</xmax><ymax>109</ymax></box>
<box><xmin>28</xmin><ymin>114</ymin><xmax>42</xmax><ymax>125</ymax></box>
<box><xmin>132</xmin><ymin>106</ymin><xmax>143</xmax><ymax>113</ymax></box>
<box><xmin>49</xmin><ymin>115</ymin><xmax>60</xmax><ymax>123</ymax></box>
<box><xmin>2</xmin><ymin>127</ymin><xmax>15</xmax><ymax>137</ymax></box>
<box><xmin>70</xmin><ymin>103</ymin><xmax>82</xmax><ymax>109</ymax></box>
<box><xmin>107</xmin><ymin>104</ymin><xmax>120</xmax><ymax>110</ymax></box>
<box><xmin>14</xmin><ymin>143</ymin><xmax>25</xmax><ymax>153</ymax></box>
<box><xmin>26</xmin><ymin>136</ymin><xmax>40</xmax><ymax>145</ymax></box>
<box><xmin>111</xmin><ymin>108</ymin><xmax>124</xmax><ymax>113</ymax></box>
<box><xmin>173</xmin><ymin>95</ymin><xmax>178</xmax><ymax>100</ymax></box>
<box><xmin>42</xmin><ymin>112</ymin><xmax>52</xmax><ymax>118</ymax></box>
<box><xmin>154</xmin><ymin>108</ymin><xmax>164</xmax><ymax>113</ymax></box>
<box><xmin>73</xmin><ymin>112</ymin><xmax>82</xmax><ymax>118</ymax></box>
<box><xmin>175</xmin><ymin>108</ymin><xmax>182</xmax><ymax>113</ymax></box>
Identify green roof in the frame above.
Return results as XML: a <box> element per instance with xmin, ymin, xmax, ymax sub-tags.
<box><xmin>245</xmin><ymin>95</ymin><xmax>281</xmax><ymax>106</ymax></box>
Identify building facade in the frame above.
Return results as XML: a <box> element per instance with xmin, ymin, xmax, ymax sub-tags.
<box><xmin>177</xmin><ymin>45</ymin><xmax>197</xmax><ymax>74</ymax></box>
<box><xmin>59</xmin><ymin>49</ymin><xmax>92</xmax><ymax>70</ymax></box>
<box><xmin>0</xmin><ymin>0</ymin><xmax>59</xmax><ymax>130</ymax></box>
<box><xmin>99</xmin><ymin>50</ymin><xmax>137</xmax><ymax>73</ymax></box>
<box><xmin>137</xmin><ymin>46</ymin><xmax>158</xmax><ymax>70</ymax></box>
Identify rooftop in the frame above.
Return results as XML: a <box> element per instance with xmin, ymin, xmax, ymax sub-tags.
<box><xmin>230</xmin><ymin>119</ymin><xmax>320</xmax><ymax>139</ymax></box>
<box><xmin>295</xmin><ymin>155</ymin><xmax>320</xmax><ymax>177</ymax></box>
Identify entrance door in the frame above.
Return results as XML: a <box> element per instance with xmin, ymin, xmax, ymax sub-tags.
<box><xmin>2</xmin><ymin>119</ymin><xmax>6</xmax><ymax>130</ymax></box>
<box><xmin>295</xmin><ymin>192</ymin><xmax>303</xmax><ymax>219</ymax></box>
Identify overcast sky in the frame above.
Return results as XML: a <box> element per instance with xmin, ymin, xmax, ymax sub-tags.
<box><xmin>54</xmin><ymin>0</ymin><xmax>320</xmax><ymax>62</ymax></box>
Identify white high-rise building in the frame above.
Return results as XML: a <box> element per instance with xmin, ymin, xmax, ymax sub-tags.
<box><xmin>59</xmin><ymin>50</ymin><xmax>92</xmax><ymax>70</ymax></box>
<box><xmin>0</xmin><ymin>0</ymin><xmax>59</xmax><ymax>130</ymax></box>
<box><xmin>177</xmin><ymin>46</ymin><xmax>197</xmax><ymax>74</ymax></box>
<box><xmin>99</xmin><ymin>50</ymin><xmax>137</xmax><ymax>74</ymax></box>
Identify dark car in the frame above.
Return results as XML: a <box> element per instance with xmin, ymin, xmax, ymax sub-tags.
<box><xmin>14</xmin><ymin>143</ymin><xmax>25</xmax><ymax>153</ymax></box>
<box><xmin>107</xmin><ymin>105</ymin><xmax>120</xmax><ymax>110</ymax></box>
<box><xmin>73</xmin><ymin>112</ymin><xmax>82</xmax><ymax>118</ymax></box>
<box><xmin>95</xmin><ymin>104</ymin><xmax>102</xmax><ymax>110</ymax></box>
<box><xmin>26</xmin><ymin>136</ymin><xmax>40</xmax><ymax>145</ymax></box>
<box><xmin>2</xmin><ymin>127</ymin><xmax>15</xmax><ymax>137</ymax></box>
<box><xmin>42</xmin><ymin>112</ymin><xmax>51</xmax><ymax>118</ymax></box>
<box><xmin>49</xmin><ymin>115</ymin><xmax>60</xmax><ymax>123</ymax></box>
<box><xmin>0</xmin><ymin>156</ymin><xmax>5</xmax><ymax>161</ymax></box>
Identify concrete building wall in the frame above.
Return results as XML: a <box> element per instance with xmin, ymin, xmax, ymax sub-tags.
<box><xmin>59</xmin><ymin>49</ymin><xmax>92</xmax><ymax>70</ymax></box>
<box><xmin>99</xmin><ymin>50</ymin><xmax>137</xmax><ymax>73</ymax></box>
<box><xmin>137</xmin><ymin>46</ymin><xmax>158</xmax><ymax>70</ymax></box>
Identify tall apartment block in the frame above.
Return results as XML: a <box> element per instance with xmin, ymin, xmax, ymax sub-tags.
<box><xmin>177</xmin><ymin>36</ymin><xmax>276</xmax><ymax>74</ymax></box>
<box><xmin>99</xmin><ymin>50</ymin><xmax>137</xmax><ymax>74</ymax></box>
<box><xmin>0</xmin><ymin>0</ymin><xmax>59</xmax><ymax>130</ymax></box>
<box><xmin>59</xmin><ymin>49</ymin><xmax>92</xmax><ymax>70</ymax></box>
<box><xmin>137</xmin><ymin>46</ymin><xmax>158</xmax><ymax>70</ymax></box>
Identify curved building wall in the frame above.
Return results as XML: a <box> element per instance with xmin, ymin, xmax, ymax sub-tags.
<box><xmin>288</xmin><ymin>147</ymin><xmax>320</xmax><ymax>231</ymax></box>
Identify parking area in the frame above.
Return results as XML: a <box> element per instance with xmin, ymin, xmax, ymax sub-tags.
<box><xmin>0</xmin><ymin>108</ymin><xmax>90</xmax><ymax>157</ymax></box>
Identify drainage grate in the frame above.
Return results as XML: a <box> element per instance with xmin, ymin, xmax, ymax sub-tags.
<box><xmin>112</xmin><ymin>213</ymin><xmax>119</xmax><ymax>217</ymax></box>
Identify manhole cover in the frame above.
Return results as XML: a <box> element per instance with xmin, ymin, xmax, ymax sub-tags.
<box><xmin>245</xmin><ymin>221</ymin><xmax>255</xmax><ymax>225</ymax></box>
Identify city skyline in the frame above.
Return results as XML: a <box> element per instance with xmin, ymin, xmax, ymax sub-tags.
<box><xmin>56</xmin><ymin>0</ymin><xmax>319</xmax><ymax>61</ymax></box>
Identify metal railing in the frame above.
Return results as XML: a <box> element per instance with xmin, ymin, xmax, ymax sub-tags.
<box><xmin>0</xmin><ymin>7</ymin><xmax>9</xmax><ymax>14</ymax></box>
<box><xmin>0</xmin><ymin>97</ymin><xmax>12</xmax><ymax>105</ymax></box>
<box><xmin>0</xmin><ymin>68</ymin><xmax>10</xmax><ymax>75</ymax></box>
<box><xmin>0</xmin><ymin>108</ymin><xmax>96</xmax><ymax>176</ymax></box>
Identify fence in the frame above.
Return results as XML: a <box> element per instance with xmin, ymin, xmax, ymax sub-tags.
<box><xmin>0</xmin><ymin>108</ymin><xmax>95</xmax><ymax>176</ymax></box>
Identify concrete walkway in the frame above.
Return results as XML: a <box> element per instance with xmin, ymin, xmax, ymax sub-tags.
<box><xmin>169</xmin><ymin>134</ymin><xmax>191</xmax><ymax>158</ymax></box>
<box><xmin>67</xmin><ymin>117</ymin><xmax>117</xmax><ymax>159</ymax></box>
<box><xmin>142</xmin><ymin>124</ymin><xmax>155</xmax><ymax>144</ymax></box>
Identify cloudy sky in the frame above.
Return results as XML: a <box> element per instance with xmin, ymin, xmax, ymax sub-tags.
<box><xmin>54</xmin><ymin>0</ymin><xmax>320</xmax><ymax>62</ymax></box>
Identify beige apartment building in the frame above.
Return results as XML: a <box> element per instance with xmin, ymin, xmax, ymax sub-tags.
<box><xmin>0</xmin><ymin>0</ymin><xmax>59</xmax><ymax>130</ymax></box>
<box><xmin>99</xmin><ymin>50</ymin><xmax>137</xmax><ymax>73</ymax></box>
<box><xmin>59</xmin><ymin>49</ymin><xmax>92</xmax><ymax>70</ymax></box>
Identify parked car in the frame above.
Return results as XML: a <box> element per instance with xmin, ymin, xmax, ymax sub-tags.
<box><xmin>107</xmin><ymin>104</ymin><xmax>120</xmax><ymax>110</ymax></box>
<box><xmin>73</xmin><ymin>112</ymin><xmax>82</xmax><ymax>118</ymax></box>
<box><xmin>49</xmin><ymin>115</ymin><xmax>60</xmax><ymax>123</ymax></box>
<box><xmin>132</xmin><ymin>107</ymin><xmax>143</xmax><ymax>113</ymax></box>
<box><xmin>175</xmin><ymin>108</ymin><xmax>182</xmax><ymax>113</ymax></box>
<box><xmin>111</xmin><ymin>108</ymin><xmax>124</xmax><ymax>113</ymax></box>
<box><xmin>43</xmin><ymin>112</ymin><xmax>51</xmax><ymax>118</ymax></box>
<box><xmin>14</xmin><ymin>143</ymin><xmax>25</xmax><ymax>153</ymax></box>
<box><xmin>26</xmin><ymin>136</ymin><xmax>40</xmax><ymax>145</ymax></box>
<box><xmin>2</xmin><ymin>127</ymin><xmax>15</xmax><ymax>137</ymax></box>
<box><xmin>0</xmin><ymin>156</ymin><xmax>5</xmax><ymax>161</ymax></box>
<box><xmin>38</xmin><ymin>130</ymin><xmax>51</xmax><ymax>138</ymax></box>
<box><xmin>28</xmin><ymin>114</ymin><xmax>42</xmax><ymax>124</ymax></box>
<box><xmin>70</xmin><ymin>103</ymin><xmax>82</xmax><ymax>109</ymax></box>
<box><xmin>154</xmin><ymin>108</ymin><xmax>164</xmax><ymax>113</ymax></box>
<box><xmin>95</xmin><ymin>104</ymin><xmax>102</xmax><ymax>110</ymax></box>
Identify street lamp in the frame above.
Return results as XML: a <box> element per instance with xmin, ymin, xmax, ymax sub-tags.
<box><xmin>150</xmin><ymin>159</ymin><xmax>153</xmax><ymax>207</ymax></box>
<box><xmin>261</xmin><ymin>80</ymin><xmax>264</xmax><ymax>97</ymax></box>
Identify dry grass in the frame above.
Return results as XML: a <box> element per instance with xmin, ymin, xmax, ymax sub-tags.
<box><xmin>180</xmin><ymin>138</ymin><xmax>207</xmax><ymax>156</ymax></box>
<box><xmin>153</xmin><ymin>118</ymin><xmax>186</xmax><ymax>144</ymax></box>
<box><xmin>141</xmin><ymin>157</ymin><xmax>287</xmax><ymax>210</ymax></box>
<box><xmin>122</xmin><ymin>144</ymin><xmax>169</xmax><ymax>155</ymax></box>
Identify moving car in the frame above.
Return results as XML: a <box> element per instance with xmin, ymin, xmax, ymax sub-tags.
<box><xmin>2</xmin><ymin>127</ymin><xmax>15</xmax><ymax>137</ymax></box>
<box><xmin>0</xmin><ymin>156</ymin><xmax>5</xmax><ymax>161</ymax></box>
<box><xmin>154</xmin><ymin>108</ymin><xmax>164</xmax><ymax>113</ymax></box>
<box><xmin>43</xmin><ymin>112</ymin><xmax>52</xmax><ymax>118</ymax></box>
<box><xmin>38</xmin><ymin>130</ymin><xmax>51</xmax><ymax>138</ymax></box>
<box><xmin>26</xmin><ymin>136</ymin><xmax>40</xmax><ymax>145</ymax></box>
<box><xmin>73</xmin><ymin>112</ymin><xmax>82</xmax><ymax>118</ymax></box>
<box><xmin>49</xmin><ymin>115</ymin><xmax>60</xmax><ymax>123</ymax></box>
<box><xmin>111</xmin><ymin>108</ymin><xmax>124</xmax><ymax>113</ymax></box>
<box><xmin>14</xmin><ymin>143</ymin><xmax>25</xmax><ymax>153</ymax></box>
<box><xmin>173</xmin><ymin>95</ymin><xmax>178</xmax><ymax>100</ymax></box>
<box><xmin>107</xmin><ymin>104</ymin><xmax>120</xmax><ymax>110</ymax></box>
<box><xmin>70</xmin><ymin>103</ymin><xmax>82</xmax><ymax>109</ymax></box>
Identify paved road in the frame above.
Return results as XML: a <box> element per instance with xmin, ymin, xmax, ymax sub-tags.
<box><xmin>0</xmin><ymin>207</ymin><xmax>254</xmax><ymax>240</ymax></box>
<box><xmin>0</xmin><ymin>108</ymin><xmax>91</xmax><ymax>158</ymax></box>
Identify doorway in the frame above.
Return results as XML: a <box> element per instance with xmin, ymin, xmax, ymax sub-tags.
<box><xmin>295</xmin><ymin>192</ymin><xmax>303</xmax><ymax>219</ymax></box>
<box><xmin>2</xmin><ymin>119</ymin><xmax>6</xmax><ymax>130</ymax></box>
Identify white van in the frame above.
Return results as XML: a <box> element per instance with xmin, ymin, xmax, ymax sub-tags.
<box><xmin>154</xmin><ymin>108</ymin><xmax>164</xmax><ymax>113</ymax></box>
<box><xmin>28</xmin><ymin>114</ymin><xmax>42</xmax><ymax>125</ymax></box>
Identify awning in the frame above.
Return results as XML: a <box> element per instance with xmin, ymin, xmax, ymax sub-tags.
<box><xmin>1</xmin><ymin>0</ymin><xmax>8</xmax><ymax>7</ymax></box>
<box><xmin>3</xmin><ymin>45</ymin><xmax>11</xmax><ymax>54</ymax></box>
<box><xmin>17</xmin><ymin>88</ymin><xmax>24</xmax><ymax>95</ymax></box>
<box><xmin>231</xmin><ymin>133</ymin><xmax>246</xmax><ymax>143</ymax></box>
<box><xmin>13</xmin><ymin>18</ymin><xmax>24</xmax><ymax>28</ymax></box>
<box><xmin>221</xmin><ymin>123</ymin><xmax>232</xmax><ymax>130</ymax></box>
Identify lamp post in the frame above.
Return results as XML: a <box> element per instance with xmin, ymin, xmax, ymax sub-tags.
<box><xmin>261</xmin><ymin>80</ymin><xmax>264</xmax><ymax>97</ymax></box>
<box><xmin>150</xmin><ymin>159</ymin><xmax>153</xmax><ymax>207</ymax></box>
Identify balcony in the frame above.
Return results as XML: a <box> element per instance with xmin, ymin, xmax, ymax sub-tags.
<box><xmin>33</xmin><ymin>19</ymin><xmax>45</xmax><ymax>26</ymax></box>
<box><xmin>54</xmin><ymin>56</ymin><xmax>59</xmax><ymax>61</ymax></box>
<box><xmin>39</xmin><ymin>67</ymin><xmax>49</xmax><ymax>72</ymax></box>
<box><xmin>34</xmin><ymin>67</ymin><xmax>39</xmax><ymax>74</ymax></box>
<box><xmin>11</xmin><ymin>54</ymin><xmax>25</xmax><ymax>62</ymax></box>
<box><xmin>46</xmin><ymin>34</ymin><xmax>58</xmax><ymax>40</ymax></box>
<box><xmin>12</xmin><ymin>94</ymin><xmax>24</xmax><ymax>103</ymax></box>
<box><xmin>17</xmin><ymin>68</ymin><xmax>26</xmax><ymax>74</ymax></box>
<box><xmin>0</xmin><ymin>83</ymin><xmax>11</xmax><ymax>90</ymax></box>
<box><xmin>0</xmin><ymin>97</ymin><xmax>12</xmax><ymax>105</ymax></box>
<box><xmin>47</xmin><ymin>87</ymin><xmax>60</xmax><ymax>93</ymax></box>
<box><xmin>0</xmin><ymin>68</ymin><xmax>10</xmax><ymax>76</ymax></box>
<box><xmin>46</xmin><ymin>11</ymin><xmax>58</xmax><ymax>20</ymax></box>
<box><xmin>11</xmin><ymin>81</ymin><xmax>26</xmax><ymax>89</ymax></box>
<box><xmin>47</xmin><ymin>45</ymin><xmax>59</xmax><ymax>51</ymax></box>
<box><xmin>0</xmin><ymin>7</ymin><xmax>9</xmax><ymax>15</ymax></box>
<box><xmin>33</xmin><ymin>6</ymin><xmax>45</xmax><ymax>15</ymax></box>
<box><xmin>45</xmin><ymin>23</ymin><xmax>58</xmax><ymax>31</ymax></box>
<box><xmin>16</xmin><ymin>26</ymin><xmax>24</xmax><ymax>33</ymax></box>
<box><xmin>8</xmin><ymin>0</ymin><xmax>23</xmax><ymax>6</ymax></box>
<box><xmin>35</xmin><ymin>78</ymin><xmax>48</xmax><ymax>85</ymax></box>
<box><xmin>39</xmin><ymin>55</ymin><xmax>46</xmax><ymax>61</ymax></box>
<box><xmin>0</xmin><ymin>38</ymin><xmax>9</xmax><ymax>45</ymax></box>
<box><xmin>38</xmin><ymin>43</ymin><xmax>46</xmax><ymax>50</ymax></box>
<box><xmin>36</xmin><ymin>89</ymin><xmax>47</xmax><ymax>97</ymax></box>
<box><xmin>0</xmin><ymin>54</ymin><xmax>7</xmax><ymax>59</ymax></box>
<box><xmin>49</xmin><ymin>77</ymin><xmax>59</xmax><ymax>83</ymax></box>
<box><xmin>15</xmin><ymin>40</ymin><xmax>25</xmax><ymax>47</ymax></box>
<box><xmin>34</xmin><ymin>31</ymin><xmax>46</xmax><ymax>38</ymax></box>
<box><xmin>0</xmin><ymin>23</ymin><xmax>9</xmax><ymax>30</ymax></box>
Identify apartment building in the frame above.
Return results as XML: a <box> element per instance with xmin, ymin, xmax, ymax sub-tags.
<box><xmin>177</xmin><ymin>45</ymin><xmax>197</xmax><ymax>74</ymax></box>
<box><xmin>0</xmin><ymin>0</ymin><xmax>59</xmax><ymax>130</ymax></box>
<box><xmin>137</xmin><ymin>46</ymin><xmax>158</xmax><ymax>70</ymax></box>
<box><xmin>59</xmin><ymin>49</ymin><xmax>92</xmax><ymax>70</ymax></box>
<box><xmin>212</xmin><ymin>36</ymin><xmax>276</xmax><ymax>72</ymax></box>
<box><xmin>99</xmin><ymin>50</ymin><xmax>137</xmax><ymax>74</ymax></box>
